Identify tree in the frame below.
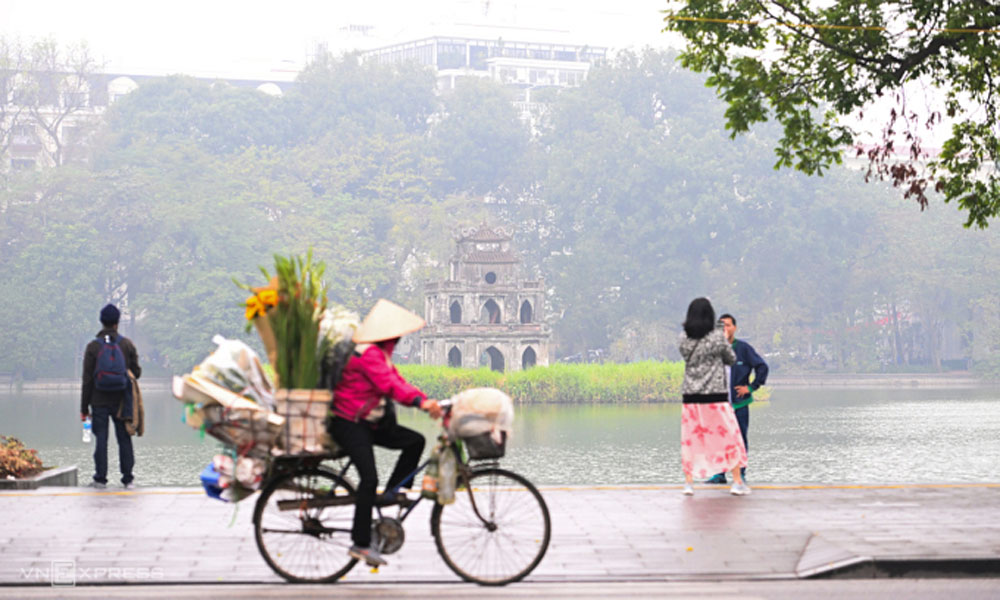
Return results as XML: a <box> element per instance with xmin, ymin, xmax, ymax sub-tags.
<box><xmin>431</xmin><ymin>78</ymin><xmax>530</xmax><ymax>195</ymax></box>
<box><xmin>664</xmin><ymin>1</ymin><xmax>1000</xmax><ymax>228</ymax></box>
<box><xmin>0</xmin><ymin>37</ymin><xmax>100</xmax><ymax>168</ymax></box>
<box><xmin>287</xmin><ymin>50</ymin><xmax>438</xmax><ymax>142</ymax></box>
<box><xmin>105</xmin><ymin>75</ymin><xmax>287</xmax><ymax>154</ymax></box>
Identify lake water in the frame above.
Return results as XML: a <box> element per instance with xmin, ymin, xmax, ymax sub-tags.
<box><xmin>3</xmin><ymin>386</ymin><xmax>999</xmax><ymax>487</ymax></box>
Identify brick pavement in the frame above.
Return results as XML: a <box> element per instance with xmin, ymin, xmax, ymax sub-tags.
<box><xmin>1</xmin><ymin>483</ymin><xmax>999</xmax><ymax>586</ymax></box>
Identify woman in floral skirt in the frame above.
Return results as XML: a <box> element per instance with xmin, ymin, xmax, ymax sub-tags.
<box><xmin>678</xmin><ymin>297</ymin><xmax>750</xmax><ymax>496</ymax></box>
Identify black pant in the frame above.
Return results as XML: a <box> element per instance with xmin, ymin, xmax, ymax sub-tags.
<box><xmin>91</xmin><ymin>404</ymin><xmax>134</xmax><ymax>485</ymax></box>
<box><xmin>330</xmin><ymin>416</ymin><xmax>425</xmax><ymax>547</ymax></box>
<box><xmin>734</xmin><ymin>404</ymin><xmax>750</xmax><ymax>477</ymax></box>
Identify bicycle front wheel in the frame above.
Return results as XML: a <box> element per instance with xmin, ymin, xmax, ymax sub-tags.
<box><xmin>431</xmin><ymin>467</ymin><xmax>551</xmax><ymax>585</ymax></box>
<box><xmin>253</xmin><ymin>468</ymin><xmax>358</xmax><ymax>583</ymax></box>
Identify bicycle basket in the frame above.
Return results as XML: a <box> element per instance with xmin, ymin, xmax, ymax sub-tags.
<box><xmin>462</xmin><ymin>430</ymin><xmax>507</xmax><ymax>460</ymax></box>
<box><xmin>274</xmin><ymin>389</ymin><xmax>336</xmax><ymax>454</ymax></box>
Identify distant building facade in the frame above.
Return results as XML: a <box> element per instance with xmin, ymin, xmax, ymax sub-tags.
<box><xmin>363</xmin><ymin>35</ymin><xmax>606</xmax><ymax>124</ymax></box>
<box><xmin>2</xmin><ymin>70</ymin><xmax>293</xmax><ymax>171</ymax></box>
<box><xmin>421</xmin><ymin>224</ymin><xmax>550</xmax><ymax>372</ymax></box>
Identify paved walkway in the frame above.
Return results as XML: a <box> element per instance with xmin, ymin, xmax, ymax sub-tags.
<box><xmin>1</xmin><ymin>483</ymin><xmax>999</xmax><ymax>587</ymax></box>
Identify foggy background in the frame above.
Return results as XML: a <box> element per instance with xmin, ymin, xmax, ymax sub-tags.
<box><xmin>2</xmin><ymin>0</ymin><xmax>998</xmax><ymax>381</ymax></box>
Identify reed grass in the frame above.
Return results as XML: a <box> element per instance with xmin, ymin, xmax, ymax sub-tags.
<box><xmin>398</xmin><ymin>361</ymin><xmax>686</xmax><ymax>404</ymax></box>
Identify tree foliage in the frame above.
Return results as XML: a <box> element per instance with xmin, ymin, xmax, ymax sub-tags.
<box><xmin>664</xmin><ymin>1</ymin><xmax>1000</xmax><ymax>228</ymax></box>
<box><xmin>2</xmin><ymin>45</ymin><xmax>999</xmax><ymax>379</ymax></box>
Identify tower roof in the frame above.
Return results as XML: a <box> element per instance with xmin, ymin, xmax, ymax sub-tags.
<box><xmin>459</xmin><ymin>223</ymin><xmax>512</xmax><ymax>243</ymax></box>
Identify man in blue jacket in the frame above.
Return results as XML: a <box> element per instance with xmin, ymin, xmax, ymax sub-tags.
<box><xmin>706</xmin><ymin>313</ymin><xmax>768</xmax><ymax>484</ymax></box>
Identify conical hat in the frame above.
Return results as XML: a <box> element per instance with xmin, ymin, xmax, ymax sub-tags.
<box><xmin>352</xmin><ymin>299</ymin><xmax>426</xmax><ymax>343</ymax></box>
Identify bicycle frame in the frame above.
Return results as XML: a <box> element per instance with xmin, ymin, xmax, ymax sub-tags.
<box><xmin>259</xmin><ymin>405</ymin><xmax>499</xmax><ymax>529</ymax></box>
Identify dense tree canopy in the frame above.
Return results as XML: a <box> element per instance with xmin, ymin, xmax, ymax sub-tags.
<box><xmin>663</xmin><ymin>1</ymin><xmax>1000</xmax><ymax>228</ymax></box>
<box><xmin>2</xmin><ymin>47</ymin><xmax>999</xmax><ymax>380</ymax></box>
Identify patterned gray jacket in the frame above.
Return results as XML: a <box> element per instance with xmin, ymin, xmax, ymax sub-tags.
<box><xmin>678</xmin><ymin>326</ymin><xmax>736</xmax><ymax>402</ymax></box>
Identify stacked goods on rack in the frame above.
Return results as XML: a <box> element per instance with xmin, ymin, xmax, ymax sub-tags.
<box><xmin>172</xmin><ymin>335</ymin><xmax>282</xmax><ymax>501</ymax></box>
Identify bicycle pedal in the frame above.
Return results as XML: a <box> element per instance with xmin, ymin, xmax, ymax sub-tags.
<box><xmin>370</xmin><ymin>566</ymin><xmax>380</xmax><ymax>574</ymax></box>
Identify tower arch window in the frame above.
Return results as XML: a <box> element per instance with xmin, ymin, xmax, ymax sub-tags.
<box><xmin>481</xmin><ymin>299</ymin><xmax>502</xmax><ymax>324</ymax></box>
<box><xmin>522</xmin><ymin>347</ymin><xmax>537</xmax><ymax>369</ymax></box>
<box><xmin>448</xmin><ymin>346</ymin><xmax>462</xmax><ymax>367</ymax></box>
<box><xmin>450</xmin><ymin>301</ymin><xmax>462</xmax><ymax>324</ymax></box>
<box><xmin>484</xmin><ymin>271</ymin><xmax>497</xmax><ymax>284</ymax></box>
<box><xmin>480</xmin><ymin>346</ymin><xmax>505</xmax><ymax>372</ymax></box>
<box><xmin>520</xmin><ymin>300</ymin><xmax>533</xmax><ymax>324</ymax></box>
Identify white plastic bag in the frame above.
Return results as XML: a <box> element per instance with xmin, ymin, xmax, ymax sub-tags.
<box><xmin>194</xmin><ymin>335</ymin><xmax>275</xmax><ymax>409</ymax></box>
<box><xmin>447</xmin><ymin>388</ymin><xmax>514</xmax><ymax>445</ymax></box>
<box><xmin>318</xmin><ymin>305</ymin><xmax>360</xmax><ymax>346</ymax></box>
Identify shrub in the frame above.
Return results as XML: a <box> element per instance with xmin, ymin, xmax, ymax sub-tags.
<box><xmin>399</xmin><ymin>361</ymin><xmax>685</xmax><ymax>403</ymax></box>
<box><xmin>0</xmin><ymin>436</ymin><xmax>44</xmax><ymax>479</ymax></box>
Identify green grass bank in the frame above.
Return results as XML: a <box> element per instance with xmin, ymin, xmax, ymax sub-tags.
<box><xmin>398</xmin><ymin>361</ymin><xmax>686</xmax><ymax>404</ymax></box>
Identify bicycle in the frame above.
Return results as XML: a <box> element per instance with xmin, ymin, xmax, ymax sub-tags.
<box><xmin>251</xmin><ymin>403</ymin><xmax>551</xmax><ymax>586</ymax></box>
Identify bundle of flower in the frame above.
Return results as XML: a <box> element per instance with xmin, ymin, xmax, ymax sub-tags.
<box><xmin>239</xmin><ymin>250</ymin><xmax>330</xmax><ymax>390</ymax></box>
<box><xmin>237</xmin><ymin>250</ymin><xmax>347</xmax><ymax>455</ymax></box>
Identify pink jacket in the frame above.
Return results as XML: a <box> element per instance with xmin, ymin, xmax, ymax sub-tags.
<box><xmin>332</xmin><ymin>342</ymin><xmax>426</xmax><ymax>422</ymax></box>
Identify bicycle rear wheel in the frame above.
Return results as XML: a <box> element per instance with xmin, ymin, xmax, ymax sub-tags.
<box><xmin>253</xmin><ymin>468</ymin><xmax>358</xmax><ymax>582</ymax></box>
<box><xmin>431</xmin><ymin>467</ymin><xmax>551</xmax><ymax>585</ymax></box>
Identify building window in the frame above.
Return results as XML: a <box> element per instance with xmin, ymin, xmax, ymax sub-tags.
<box><xmin>481</xmin><ymin>299</ymin><xmax>501</xmax><ymax>323</ymax></box>
<box><xmin>11</xmin><ymin>123</ymin><xmax>37</xmax><ymax>144</ymax></box>
<box><xmin>448</xmin><ymin>346</ymin><xmax>462</xmax><ymax>368</ymax></box>
<box><xmin>469</xmin><ymin>45</ymin><xmax>489</xmax><ymax>70</ymax></box>
<box><xmin>62</xmin><ymin>91</ymin><xmax>88</xmax><ymax>108</ymax></box>
<box><xmin>520</xmin><ymin>300</ymin><xmax>533</xmax><ymax>324</ymax></box>
<box><xmin>484</xmin><ymin>272</ymin><xmax>497</xmax><ymax>284</ymax></box>
<box><xmin>522</xmin><ymin>347</ymin><xmax>537</xmax><ymax>369</ymax></box>
<box><xmin>450</xmin><ymin>301</ymin><xmax>462</xmax><ymax>324</ymax></box>
<box><xmin>437</xmin><ymin>42</ymin><xmax>466</xmax><ymax>69</ymax></box>
<box><xmin>11</xmin><ymin>158</ymin><xmax>36</xmax><ymax>170</ymax></box>
<box><xmin>480</xmin><ymin>346</ymin><xmax>505</xmax><ymax>372</ymax></box>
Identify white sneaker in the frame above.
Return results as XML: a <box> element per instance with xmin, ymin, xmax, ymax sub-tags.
<box><xmin>348</xmin><ymin>545</ymin><xmax>387</xmax><ymax>567</ymax></box>
<box><xmin>682</xmin><ymin>483</ymin><xmax>694</xmax><ymax>496</ymax></box>
<box><xmin>730</xmin><ymin>482</ymin><xmax>751</xmax><ymax>496</ymax></box>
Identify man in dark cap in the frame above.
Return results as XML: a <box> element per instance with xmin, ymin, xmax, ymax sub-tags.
<box><xmin>80</xmin><ymin>304</ymin><xmax>141</xmax><ymax>489</ymax></box>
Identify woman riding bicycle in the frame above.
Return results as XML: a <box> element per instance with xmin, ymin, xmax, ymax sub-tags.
<box><xmin>328</xmin><ymin>299</ymin><xmax>442</xmax><ymax>567</ymax></box>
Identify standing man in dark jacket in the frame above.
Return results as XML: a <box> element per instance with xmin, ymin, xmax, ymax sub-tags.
<box><xmin>706</xmin><ymin>313</ymin><xmax>768</xmax><ymax>484</ymax></box>
<box><xmin>80</xmin><ymin>304</ymin><xmax>141</xmax><ymax>489</ymax></box>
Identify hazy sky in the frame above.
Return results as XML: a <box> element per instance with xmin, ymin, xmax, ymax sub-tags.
<box><xmin>1</xmin><ymin>0</ymin><xmax>675</xmax><ymax>78</ymax></box>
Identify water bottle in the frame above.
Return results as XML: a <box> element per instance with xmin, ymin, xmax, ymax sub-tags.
<box><xmin>82</xmin><ymin>417</ymin><xmax>93</xmax><ymax>443</ymax></box>
<box><xmin>437</xmin><ymin>446</ymin><xmax>457</xmax><ymax>505</ymax></box>
<box><xmin>421</xmin><ymin>445</ymin><xmax>440</xmax><ymax>500</ymax></box>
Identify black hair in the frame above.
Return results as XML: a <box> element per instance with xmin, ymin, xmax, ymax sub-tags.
<box><xmin>719</xmin><ymin>313</ymin><xmax>736</xmax><ymax>326</ymax></box>
<box><xmin>683</xmin><ymin>297</ymin><xmax>716</xmax><ymax>339</ymax></box>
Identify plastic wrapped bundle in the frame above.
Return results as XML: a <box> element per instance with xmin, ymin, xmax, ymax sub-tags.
<box><xmin>192</xmin><ymin>335</ymin><xmax>275</xmax><ymax>410</ymax></box>
<box><xmin>200</xmin><ymin>453</ymin><xmax>264</xmax><ymax>502</ymax></box>
<box><xmin>172</xmin><ymin>373</ymin><xmax>284</xmax><ymax>458</ymax></box>
<box><xmin>447</xmin><ymin>388</ymin><xmax>514</xmax><ymax>459</ymax></box>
